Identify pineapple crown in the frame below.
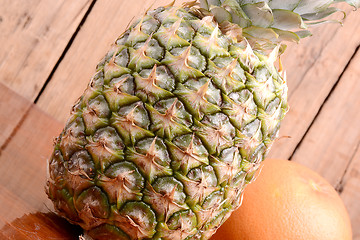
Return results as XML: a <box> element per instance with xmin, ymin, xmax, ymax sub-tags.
<box><xmin>192</xmin><ymin>0</ymin><xmax>360</xmax><ymax>49</ymax></box>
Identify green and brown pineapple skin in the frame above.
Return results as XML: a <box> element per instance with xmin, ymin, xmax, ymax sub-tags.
<box><xmin>46</xmin><ymin>5</ymin><xmax>287</xmax><ymax>240</ymax></box>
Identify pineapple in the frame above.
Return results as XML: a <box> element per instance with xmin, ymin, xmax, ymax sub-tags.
<box><xmin>46</xmin><ymin>0</ymin><xmax>359</xmax><ymax>239</ymax></box>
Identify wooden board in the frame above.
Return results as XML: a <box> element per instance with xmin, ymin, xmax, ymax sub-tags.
<box><xmin>0</xmin><ymin>92</ymin><xmax>62</xmax><ymax>225</ymax></box>
<box><xmin>0</xmin><ymin>83</ymin><xmax>32</xmax><ymax>148</ymax></box>
<box><xmin>36</xmin><ymin>0</ymin><xmax>187</xmax><ymax>124</ymax></box>
<box><xmin>291</xmin><ymin>49</ymin><xmax>360</xmax><ymax>185</ymax></box>
<box><xmin>0</xmin><ymin>0</ymin><xmax>92</xmax><ymax>101</ymax></box>
<box><xmin>268</xmin><ymin>4</ymin><xmax>360</xmax><ymax>160</ymax></box>
<box><xmin>0</xmin><ymin>84</ymin><xmax>79</xmax><ymax>238</ymax></box>
<box><xmin>290</xmin><ymin>49</ymin><xmax>360</xmax><ymax>236</ymax></box>
<box><xmin>340</xmin><ymin>146</ymin><xmax>360</xmax><ymax>239</ymax></box>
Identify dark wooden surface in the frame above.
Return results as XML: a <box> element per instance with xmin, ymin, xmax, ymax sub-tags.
<box><xmin>0</xmin><ymin>0</ymin><xmax>359</xmax><ymax>239</ymax></box>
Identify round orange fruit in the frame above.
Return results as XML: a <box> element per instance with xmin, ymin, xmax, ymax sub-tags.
<box><xmin>212</xmin><ymin>159</ymin><xmax>352</xmax><ymax>240</ymax></box>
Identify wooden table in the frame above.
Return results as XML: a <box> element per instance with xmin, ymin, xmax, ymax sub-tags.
<box><xmin>1</xmin><ymin>0</ymin><xmax>359</xmax><ymax>239</ymax></box>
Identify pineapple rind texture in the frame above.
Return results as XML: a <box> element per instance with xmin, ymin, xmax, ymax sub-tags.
<box><xmin>46</xmin><ymin>5</ymin><xmax>287</xmax><ymax>240</ymax></box>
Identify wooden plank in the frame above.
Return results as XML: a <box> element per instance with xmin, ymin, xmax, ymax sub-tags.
<box><xmin>34</xmin><ymin>0</ymin><xmax>191</xmax><ymax>124</ymax></box>
<box><xmin>0</xmin><ymin>0</ymin><xmax>92</xmax><ymax>101</ymax></box>
<box><xmin>289</xmin><ymin>49</ymin><xmax>360</xmax><ymax>185</ymax></box>
<box><xmin>0</xmin><ymin>77</ymin><xmax>78</xmax><ymax>238</ymax></box>
<box><xmin>0</xmin><ymin>82</ymin><xmax>31</xmax><ymax>148</ymax></box>
<box><xmin>267</xmin><ymin>4</ymin><xmax>360</xmax><ymax>159</ymax></box>
<box><xmin>0</xmin><ymin>186</ymin><xmax>34</xmax><ymax>226</ymax></box>
<box><xmin>0</xmin><ymin>102</ymin><xmax>62</xmax><ymax>225</ymax></box>
<box><xmin>340</xmin><ymin>144</ymin><xmax>360</xmax><ymax>239</ymax></box>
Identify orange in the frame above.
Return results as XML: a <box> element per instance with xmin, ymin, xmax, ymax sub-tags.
<box><xmin>212</xmin><ymin>159</ymin><xmax>352</xmax><ymax>240</ymax></box>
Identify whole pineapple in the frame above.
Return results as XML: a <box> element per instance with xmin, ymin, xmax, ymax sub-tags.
<box><xmin>46</xmin><ymin>0</ymin><xmax>359</xmax><ymax>239</ymax></box>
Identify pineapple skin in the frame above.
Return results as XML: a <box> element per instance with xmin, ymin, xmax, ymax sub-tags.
<box><xmin>46</xmin><ymin>5</ymin><xmax>287</xmax><ymax>240</ymax></box>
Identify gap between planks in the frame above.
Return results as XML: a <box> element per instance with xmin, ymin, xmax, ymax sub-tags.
<box><xmin>289</xmin><ymin>43</ymin><xmax>360</xmax><ymax>163</ymax></box>
<box><xmin>0</xmin><ymin>0</ymin><xmax>97</xmax><ymax>156</ymax></box>
<box><xmin>33</xmin><ymin>0</ymin><xmax>97</xmax><ymax>104</ymax></box>
<box><xmin>336</xmin><ymin>140</ymin><xmax>360</xmax><ymax>193</ymax></box>
<box><xmin>289</xmin><ymin>43</ymin><xmax>360</xmax><ymax>191</ymax></box>
<box><xmin>0</xmin><ymin>0</ymin><xmax>94</xmax><ymax>101</ymax></box>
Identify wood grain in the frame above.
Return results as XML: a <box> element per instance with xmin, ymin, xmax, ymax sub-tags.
<box><xmin>289</xmin><ymin>49</ymin><xmax>360</xmax><ymax>237</ymax></box>
<box><xmin>340</xmin><ymin>145</ymin><xmax>360</xmax><ymax>239</ymax></box>
<box><xmin>0</xmin><ymin>0</ymin><xmax>92</xmax><ymax>101</ymax></box>
<box><xmin>0</xmin><ymin>83</ymin><xmax>77</xmax><ymax>238</ymax></box>
<box><xmin>36</xmin><ymin>0</ymin><xmax>186</xmax><ymax>124</ymax></box>
<box><xmin>0</xmin><ymin>98</ymin><xmax>62</xmax><ymax>225</ymax></box>
<box><xmin>290</xmin><ymin>49</ymin><xmax>360</xmax><ymax>185</ymax></box>
<box><xmin>268</xmin><ymin>4</ymin><xmax>360</xmax><ymax>160</ymax></box>
<box><xmin>0</xmin><ymin>83</ymin><xmax>31</xmax><ymax>148</ymax></box>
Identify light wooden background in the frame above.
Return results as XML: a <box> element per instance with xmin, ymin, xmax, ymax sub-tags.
<box><xmin>0</xmin><ymin>0</ymin><xmax>359</xmax><ymax>238</ymax></box>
